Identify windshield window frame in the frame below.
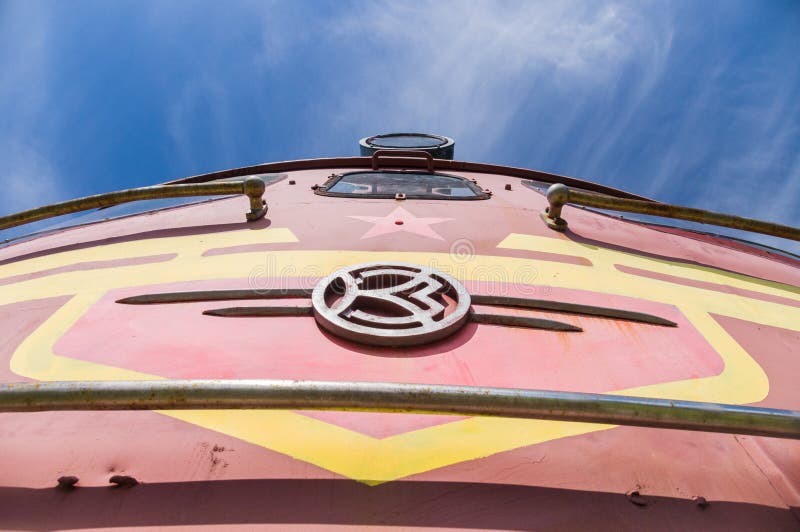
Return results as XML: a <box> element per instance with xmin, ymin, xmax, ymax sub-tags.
<box><xmin>314</xmin><ymin>170</ymin><xmax>490</xmax><ymax>201</ymax></box>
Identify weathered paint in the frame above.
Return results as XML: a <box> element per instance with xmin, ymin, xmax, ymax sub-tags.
<box><xmin>0</xmin><ymin>163</ymin><xmax>798</xmax><ymax>529</ymax></box>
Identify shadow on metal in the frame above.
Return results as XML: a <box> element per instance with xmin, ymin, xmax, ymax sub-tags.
<box><xmin>0</xmin><ymin>480</ymin><xmax>798</xmax><ymax>531</ymax></box>
<box><xmin>0</xmin><ymin>219</ymin><xmax>272</xmax><ymax>268</ymax></box>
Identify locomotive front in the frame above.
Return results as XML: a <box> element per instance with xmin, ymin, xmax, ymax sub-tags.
<box><xmin>1</xmin><ymin>133</ymin><xmax>799</xmax><ymax>530</ymax></box>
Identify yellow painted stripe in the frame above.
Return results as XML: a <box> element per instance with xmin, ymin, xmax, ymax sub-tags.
<box><xmin>4</xmin><ymin>230</ymin><xmax>793</xmax><ymax>483</ymax></box>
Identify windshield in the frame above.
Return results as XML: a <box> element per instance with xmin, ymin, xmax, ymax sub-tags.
<box><xmin>321</xmin><ymin>171</ymin><xmax>487</xmax><ymax>200</ymax></box>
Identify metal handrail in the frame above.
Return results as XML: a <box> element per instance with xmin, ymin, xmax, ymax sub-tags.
<box><xmin>542</xmin><ymin>183</ymin><xmax>800</xmax><ymax>242</ymax></box>
<box><xmin>1</xmin><ymin>379</ymin><xmax>798</xmax><ymax>439</ymax></box>
<box><xmin>0</xmin><ymin>177</ymin><xmax>267</xmax><ymax>231</ymax></box>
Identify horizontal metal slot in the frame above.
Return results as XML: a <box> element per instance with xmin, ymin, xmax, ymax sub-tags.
<box><xmin>471</xmin><ymin>295</ymin><xmax>676</xmax><ymax>327</ymax></box>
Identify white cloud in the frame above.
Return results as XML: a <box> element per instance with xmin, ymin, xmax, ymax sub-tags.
<box><xmin>715</xmin><ymin>82</ymin><xmax>800</xmax><ymax>227</ymax></box>
<box><xmin>0</xmin><ymin>1</ymin><xmax>70</xmax><ymax>216</ymax></box>
<box><xmin>0</xmin><ymin>141</ymin><xmax>64</xmax><ymax>215</ymax></box>
<box><xmin>166</xmin><ymin>73</ymin><xmax>238</xmax><ymax>172</ymax></box>
<box><xmin>4</xmin><ymin>0</ymin><xmax>792</xmax><ymax>255</ymax></box>
<box><xmin>312</xmin><ymin>1</ymin><xmax>665</xmax><ymax>159</ymax></box>
<box><xmin>642</xmin><ymin>25</ymin><xmax>800</xmax><ymax>254</ymax></box>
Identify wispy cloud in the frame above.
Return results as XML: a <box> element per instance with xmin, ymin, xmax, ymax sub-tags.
<box><xmin>0</xmin><ymin>1</ymin><xmax>69</xmax><ymax>216</ymax></box>
<box><xmin>312</xmin><ymin>1</ymin><xmax>659</xmax><ymax>159</ymax></box>
<box><xmin>642</xmin><ymin>15</ymin><xmax>800</xmax><ymax>254</ymax></box>
<box><xmin>294</xmin><ymin>1</ymin><xmax>798</xmax><ymax>252</ymax></box>
<box><xmin>0</xmin><ymin>141</ymin><xmax>64</xmax><ymax>215</ymax></box>
<box><xmin>709</xmin><ymin>74</ymin><xmax>800</xmax><ymax>226</ymax></box>
<box><xmin>2</xmin><ymin>1</ymin><xmax>796</xmax><ymax>255</ymax></box>
<box><xmin>166</xmin><ymin>73</ymin><xmax>239</xmax><ymax>172</ymax></box>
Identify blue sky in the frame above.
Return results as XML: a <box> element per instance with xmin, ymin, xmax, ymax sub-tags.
<box><xmin>1</xmin><ymin>0</ymin><xmax>799</xmax><ymax>252</ymax></box>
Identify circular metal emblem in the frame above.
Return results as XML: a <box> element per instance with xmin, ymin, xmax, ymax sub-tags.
<box><xmin>311</xmin><ymin>262</ymin><xmax>471</xmax><ymax>347</ymax></box>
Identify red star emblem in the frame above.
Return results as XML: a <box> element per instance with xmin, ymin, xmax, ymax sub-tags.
<box><xmin>349</xmin><ymin>207</ymin><xmax>452</xmax><ymax>241</ymax></box>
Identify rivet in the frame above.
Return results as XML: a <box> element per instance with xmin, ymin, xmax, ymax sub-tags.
<box><xmin>109</xmin><ymin>475</ymin><xmax>139</xmax><ymax>488</ymax></box>
<box><xmin>626</xmin><ymin>490</ymin><xmax>648</xmax><ymax>507</ymax></box>
<box><xmin>57</xmin><ymin>476</ymin><xmax>79</xmax><ymax>489</ymax></box>
<box><xmin>692</xmin><ymin>495</ymin><xmax>709</xmax><ymax>509</ymax></box>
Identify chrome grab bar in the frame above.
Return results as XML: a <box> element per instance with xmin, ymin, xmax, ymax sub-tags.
<box><xmin>542</xmin><ymin>183</ymin><xmax>800</xmax><ymax>242</ymax></box>
<box><xmin>1</xmin><ymin>379</ymin><xmax>797</xmax><ymax>439</ymax></box>
<box><xmin>0</xmin><ymin>177</ymin><xmax>267</xmax><ymax>231</ymax></box>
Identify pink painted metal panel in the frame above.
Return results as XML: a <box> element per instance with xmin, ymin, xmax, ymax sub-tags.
<box><xmin>0</xmin><ymin>161</ymin><xmax>798</xmax><ymax>530</ymax></box>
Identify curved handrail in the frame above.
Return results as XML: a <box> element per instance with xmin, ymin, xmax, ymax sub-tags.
<box><xmin>0</xmin><ymin>379</ymin><xmax>798</xmax><ymax>439</ymax></box>
<box><xmin>542</xmin><ymin>183</ymin><xmax>800</xmax><ymax>242</ymax></box>
<box><xmin>0</xmin><ymin>177</ymin><xmax>267</xmax><ymax>232</ymax></box>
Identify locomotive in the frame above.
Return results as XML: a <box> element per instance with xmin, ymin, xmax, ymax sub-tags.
<box><xmin>0</xmin><ymin>133</ymin><xmax>798</xmax><ymax>530</ymax></box>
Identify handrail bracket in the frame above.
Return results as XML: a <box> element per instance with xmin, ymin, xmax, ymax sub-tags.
<box><xmin>243</xmin><ymin>176</ymin><xmax>268</xmax><ymax>221</ymax></box>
